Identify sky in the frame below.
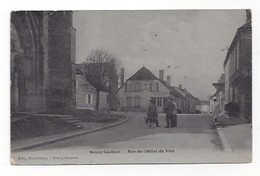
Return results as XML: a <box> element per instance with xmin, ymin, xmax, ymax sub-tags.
<box><xmin>73</xmin><ymin>10</ymin><xmax>246</xmax><ymax>100</ymax></box>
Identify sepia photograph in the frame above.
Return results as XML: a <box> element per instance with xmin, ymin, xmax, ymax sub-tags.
<box><xmin>10</xmin><ymin>10</ymin><xmax>252</xmax><ymax>165</ymax></box>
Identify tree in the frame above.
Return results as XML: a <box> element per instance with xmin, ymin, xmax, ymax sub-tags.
<box><xmin>84</xmin><ymin>48</ymin><xmax>120</xmax><ymax>111</ymax></box>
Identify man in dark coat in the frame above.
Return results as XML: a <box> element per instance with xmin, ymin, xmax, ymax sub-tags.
<box><xmin>147</xmin><ymin>99</ymin><xmax>159</xmax><ymax>128</ymax></box>
<box><xmin>164</xmin><ymin>97</ymin><xmax>177</xmax><ymax>128</ymax></box>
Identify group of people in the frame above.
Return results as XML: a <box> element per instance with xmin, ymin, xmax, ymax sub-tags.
<box><xmin>146</xmin><ymin>97</ymin><xmax>177</xmax><ymax>128</ymax></box>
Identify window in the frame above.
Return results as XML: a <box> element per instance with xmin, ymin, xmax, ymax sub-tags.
<box><xmin>150</xmin><ymin>82</ymin><xmax>159</xmax><ymax>92</ymax></box>
<box><xmin>134</xmin><ymin>82</ymin><xmax>141</xmax><ymax>92</ymax></box>
<box><xmin>151</xmin><ymin>97</ymin><xmax>156</xmax><ymax>104</ymax></box>
<box><xmin>126</xmin><ymin>82</ymin><xmax>134</xmax><ymax>92</ymax></box>
<box><xmin>86</xmin><ymin>94</ymin><xmax>93</xmax><ymax>104</ymax></box>
<box><xmin>163</xmin><ymin>98</ymin><xmax>167</xmax><ymax>106</ymax></box>
<box><xmin>157</xmin><ymin>97</ymin><xmax>162</xmax><ymax>106</ymax></box>
<box><xmin>134</xmin><ymin>97</ymin><xmax>140</xmax><ymax>107</ymax></box>
<box><xmin>126</xmin><ymin>97</ymin><xmax>132</xmax><ymax>107</ymax></box>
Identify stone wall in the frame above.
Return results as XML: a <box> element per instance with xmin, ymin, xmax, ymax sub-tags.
<box><xmin>11</xmin><ymin>11</ymin><xmax>76</xmax><ymax>113</ymax></box>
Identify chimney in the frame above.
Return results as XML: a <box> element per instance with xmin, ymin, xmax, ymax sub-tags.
<box><xmin>167</xmin><ymin>76</ymin><xmax>171</xmax><ymax>86</ymax></box>
<box><xmin>246</xmin><ymin>9</ymin><xmax>252</xmax><ymax>23</ymax></box>
<box><xmin>159</xmin><ymin>70</ymin><xmax>164</xmax><ymax>80</ymax></box>
<box><xmin>120</xmin><ymin>68</ymin><xmax>124</xmax><ymax>86</ymax></box>
<box><xmin>179</xmin><ymin>84</ymin><xmax>182</xmax><ymax>89</ymax></box>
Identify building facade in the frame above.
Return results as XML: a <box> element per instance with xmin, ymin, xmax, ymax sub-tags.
<box><xmin>198</xmin><ymin>100</ymin><xmax>210</xmax><ymax>114</ymax></box>
<box><xmin>117</xmin><ymin>66</ymin><xmax>199</xmax><ymax>113</ymax></box>
<box><xmin>118</xmin><ymin>67</ymin><xmax>170</xmax><ymax>112</ymax></box>
<box><xmin>11</xmin><ymin>11</ymin><xmax>76</xmax><ymax>113</ymax></box>
<box><xmin>223</xmin><ymin>11</ymin><xmax>252</xmax><ymax>122</ymax></box>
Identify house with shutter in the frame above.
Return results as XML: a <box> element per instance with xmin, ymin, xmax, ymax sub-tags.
<box><xmin>117</xmin><ymin>66</ymin><xmax>196</xmax><ymax>113</ymax></box>
<box><xmin>117</xmin><ymin>66</ymin><xmax>171</xmax><ymax>112</ymax></box>
<box><xmin>76</xmin><ymin>62</ymin><xmax>118</xmax><ymax>111</ymax></box>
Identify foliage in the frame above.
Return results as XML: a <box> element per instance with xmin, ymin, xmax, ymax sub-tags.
<box><xmin>224</xmin><ymin>102</ymin><xmax>240</xmax><ymax>117</ymax></box>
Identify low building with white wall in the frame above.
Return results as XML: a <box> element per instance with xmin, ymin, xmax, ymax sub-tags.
<box><xmin>76</xmin><ymin>68</ymin><xmax>108</xmax><ymax>111</ymax></box>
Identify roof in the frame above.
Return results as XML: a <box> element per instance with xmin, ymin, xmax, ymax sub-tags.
<box><xmin>210</xmin><ymin>89</ymin><xmax>221</xmax><ymax>99</ymax></box>
<box><xmin>224</xmin><ymin>21</ymin><xmax>252</xmax><ymax>66</ymax></box>
<box><xmin>179</xmin><ymin>88</ymin><xmax>196</xmax><ymax>99</ymax></box>
<box><xmin>169</xmin><ymin>86</ymin><xmax>186</xmax><ymax>98</ymax></box>
<box><xmin>128</xmin><ymin>66</ymin><xmax>158</xmax><ymax>81</ymax></box>
<box><xmin>117</xmin><ymin>66</ymin><xmax>196</xmax><ymax>101</ymax></box>
<box><xmin>117</xmin><ymin>66</ymin><xmax>159</xmax><ymax>91</ymax></box>
<box><xmin>76</xmin><ymin>63</ymin><xmax>87</xmax><ymax>74</ymax></box>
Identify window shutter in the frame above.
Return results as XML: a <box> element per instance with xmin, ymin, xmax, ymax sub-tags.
<box><xmin>91</xmin><ymin>94</ymin><xmax>94</xmax><ymax>104</ymax></box>
<box><xmin>86</xmin><ymin>94</ymin><xmax>88</xmax><ymax>104</ymax></box>
<box><xmin>157</xmin><ymin>82</ymin><xmax>159</xmax><ymax>92</ymax></box>
<box><xmin>88</xmin><ymin>94</ymin><xmax>91</xmax><ymax>104</ymax></box>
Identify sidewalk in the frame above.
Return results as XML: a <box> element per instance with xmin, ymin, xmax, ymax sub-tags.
<box><xmin>212</xmin><ymin>114</ymin><xmax>252</xmax><ymax>161</ymax></box>
<box><xmin>221</xmin><ymin>124</ymin><xmax>252</xmax><ymax>152</ymax></box>
<box><xmin>11</xmin><ymin>116</ymin><xmax>128</xmax><ymax>152</ymax></box>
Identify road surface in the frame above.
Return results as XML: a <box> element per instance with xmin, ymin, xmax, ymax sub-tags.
<box><xmin>12</xmin><ymin>113</ymin><xmax>249</xmax><ymax>164</ymax></box>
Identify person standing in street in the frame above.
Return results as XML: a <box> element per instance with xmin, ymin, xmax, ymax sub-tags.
<box><xmin>164</xmin><ymin>97</ymin><xmax>177</xmax><ymax>128</ymax></box>
<box><xmin>172</xmin><ymin>99</ymin><xmax>178</xmax><ymax>127</ymax></box>
<box><xmin>147</xmin><ymin>99</ymin><xmax>159</xmax><ymax>128</ymax></box>
<box><xmin>213</xmin><ymin>98</ymin><xmax>219</xmax><ymax>126</ymax></box>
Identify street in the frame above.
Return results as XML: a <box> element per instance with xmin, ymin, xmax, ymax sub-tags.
<box><xmin>30</xmin><ymin>113</ymin><xmax>221</xmax><ymax>151</ymax></box>
<box><xmin>12</xmin><ymin>113</ymin><xmax>250</xmax><ymax>164</ymax></box>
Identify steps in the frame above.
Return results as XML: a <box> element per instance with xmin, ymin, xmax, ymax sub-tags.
<box><xmin>12</xmin><ymin>112</ymin><xmax>82</xmax><ymax>124</ymax></box>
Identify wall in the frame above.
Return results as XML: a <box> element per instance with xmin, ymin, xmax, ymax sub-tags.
<box><xmin>11</xmin><ymin>11</ymin><xmax>76</xmax><ymax>113</ymax></box>
<box><xmin>224</xmin><ymin>25</ymin><xmax>251</xmax><ymax>122</ymax></box>
<box><xmin>76</xmin><ymin>74</ymin><xmax>96</xmax><ymax>110</ymax></box>
<box><xmin>11</xmin><ymin>12</ymin><xmax>45</xmax><ymax>112</ymax></box>
<box><xmin>238</xmin><ymin>29</ymin><xmax>252</xmax><ymax>122</ymax></box>
<box><xmin>46</xmin><ymin>11</ymin><xmax>76</xmax><ymax>112</ymax></box>
<box><xmin>99</xmin><ymin>91</ymin><xmax>109</xmax><ymax>111</ymax></box>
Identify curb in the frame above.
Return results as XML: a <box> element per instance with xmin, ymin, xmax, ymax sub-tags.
<box><xmin>216</xmin><ymin>127</ymin><xmax>233</xmax><ymax>152</ymax></box>
<box><xmin>210</xmin><ymin>116</ymin><xmax>233</xmax><ymax>152</ymax></box>
<box><xmin>12</xmin><ymin>116</ymin><xmax>129</xmax><ymax>152</ymax></box>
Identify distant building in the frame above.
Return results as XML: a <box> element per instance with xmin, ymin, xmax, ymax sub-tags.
<box><xmin>211</xmin><ymin>74</ymin><xmax>225</xmax><ymax>115</ymax></box>
<box><xmin>75</xmin><ymin>68</ymin><xmax>108</xmax><ymax>111</ymax></box>
<box><xmin>223</xmin><ymin>10</ymin><xmax>252</xmax><ymax>122</ymax></box>
<box><xmin>11</xmin><ymin>11</ymin><xmax>76</xmax><ymax>113</ymax></box>
<box><xmin>200</xmin><ymin>100</ymin><xmax>210</xmax><ymax>114</ymax></box>
<box><xmin>169</xmin><ymin>85</ymin><xmax>187</xmax><ymax>113</ymax></box>
<box><xmin>117</xmin><ymin>66</ymin><xmax>199</xmax><ymax>113</ymax></box>
<box><xmin>179</xmin><ymin>88</ymin><xmax>198</xmax><ymax>114</ymax></box>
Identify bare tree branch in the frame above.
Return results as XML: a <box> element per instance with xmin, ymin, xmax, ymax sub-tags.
<box><xmin>84</xmin><ymin>48</ymin><xmax>120</xmax><ymax>111</ymax></box>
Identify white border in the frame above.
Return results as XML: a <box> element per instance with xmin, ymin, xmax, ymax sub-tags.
<box><xmin>1</xmin><ymin>0</ymin><xmax>259</xmax><ymax>176</ymax></box>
